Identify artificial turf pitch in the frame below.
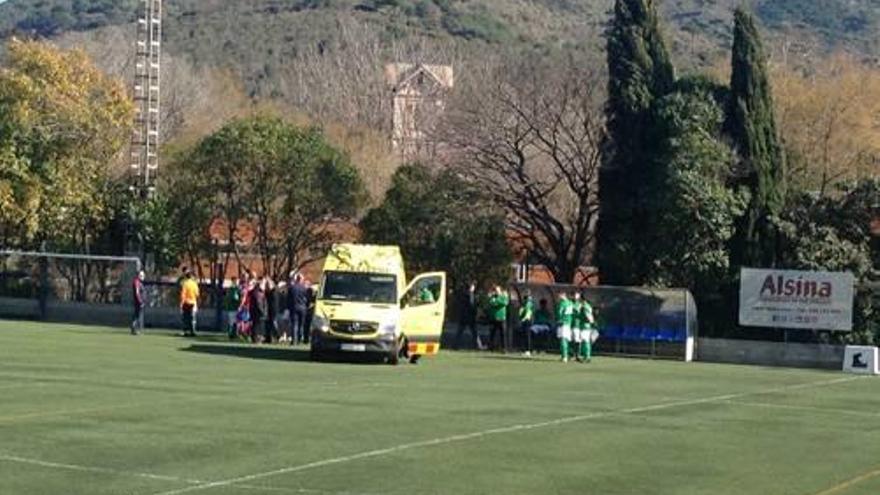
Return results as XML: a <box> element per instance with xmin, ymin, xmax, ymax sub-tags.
<box><xmin>1</xmin><ymin>321</ymin><xmax>879</xmax><ymax>495</ymax></box>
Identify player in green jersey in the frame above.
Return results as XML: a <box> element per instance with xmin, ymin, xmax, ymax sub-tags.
<box><xmin>556</xmin><ymin>292</ymin><xmax>574</xmax><ymax>362</ymax></box>
<box><xmin>577</xmin><ymin>294</ymin><xmax>595</xmax><ymax>363</ymax></box>
<box><xmin>572</xmin><ymin>292</ymin><xmax>585</xmax><ymax>361</ymax></box>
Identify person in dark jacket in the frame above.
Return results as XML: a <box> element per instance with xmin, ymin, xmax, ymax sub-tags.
<box><xmin>265</xmin><ymin>277</ymin><xmax>278</xmax><ymax>344</ymax></box>
<box><xmin>286</xmin><ymin>273</ymin><xmax>310</xmax><ymax>345</ymax></box>
<box><xmin>249</xmin><ymin>277</ymin><xmax>267</xmax><ymax>344</ymax></box>
<box><xmin>130</xmin><ymin>270</ymin><xmax>146</xmax><ymax>335</ymax></box>
<box><xmin>454</xmin><ymin>283</ymin><xmax>483</xmax><ymax>350</ymax></box>
<box><xmin>305</xmin><ymin>281</ymin><xmax>317</xmax><ymax>344</ymax></box>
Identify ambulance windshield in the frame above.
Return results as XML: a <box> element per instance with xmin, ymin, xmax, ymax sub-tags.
<box><xmin>320</xmin><ymin>272</ymin><xmax>397</xmax><ymax>304</ymax></box>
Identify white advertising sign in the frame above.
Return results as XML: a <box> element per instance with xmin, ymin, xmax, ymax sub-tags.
<box><xmin>739</xmin><ymin>268</ymin><xmax>854</xmax><ymax>331</ymax></box>
<box><xmin>843</xmin><ymin>346</ymin><xmax>879</xmax><ymax>375</ymax></box>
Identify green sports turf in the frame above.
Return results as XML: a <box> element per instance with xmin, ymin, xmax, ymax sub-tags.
<box><xmin>1</xmin><ymin>320</ymin><xmax>879</xmax><ymax>495</ymax></box>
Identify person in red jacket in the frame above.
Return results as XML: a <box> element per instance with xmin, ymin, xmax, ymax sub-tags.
<box><xmin>130</xmin><ymin>270</ymin><xmax>146</xmax><ymax>335</ymax></box>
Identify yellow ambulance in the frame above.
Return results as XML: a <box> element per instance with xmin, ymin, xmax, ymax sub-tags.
<box><xmin>309</xmin><ymin>244</ymin><xmax>446</xmax><ymax>364</ymax></box>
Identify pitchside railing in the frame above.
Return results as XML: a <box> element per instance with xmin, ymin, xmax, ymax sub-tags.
<box><xmin>509</xmin><ymin>283</ymin><xmax>697</xmax><ymax>361</ymax></box>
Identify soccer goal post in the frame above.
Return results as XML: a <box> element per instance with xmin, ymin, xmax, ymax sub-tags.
<box><xmin>0</xmin><ymin>250</ymin><xmax>141</xmax><ymax>325</ymax></box>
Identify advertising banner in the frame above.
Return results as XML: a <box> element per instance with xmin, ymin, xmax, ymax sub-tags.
<box><xmin>739</xmin><ymin>268</ymin><xmax>854</xmax><ymax>331</ymax></box>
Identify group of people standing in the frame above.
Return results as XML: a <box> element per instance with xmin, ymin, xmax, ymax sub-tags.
<box><xmin>454</xmin><ymin>284</ymin><xmax>597</xmax><ymax>363</ymax></box>
<box><xmin>552</xmin><ymin>291</ymin><xmax>595</xmax><ymax>363</ymax></box>
<box><xmin>221</xmin><ymin>270</ymin><xmax>316</xmax><ymax>345</ymax></box>
<box><xmin>132</xmin><ymin>268</ymin><xmax>596</xmax><ymax>363</ymax></box>
<box><xmin>454</xmin><ymin>284</ymin><xmax>511</xmax><ymax>351</ymax></box>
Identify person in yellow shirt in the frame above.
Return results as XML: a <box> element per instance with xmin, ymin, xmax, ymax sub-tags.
<box><xmin>180</xmin><ymin>270</ymin><xmax>200</xmax><ymax>337</ymax></box>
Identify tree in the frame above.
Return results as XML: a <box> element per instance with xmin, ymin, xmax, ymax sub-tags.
<box><xmin>129</xmin><ymin>192</ymin><xmax>187</xmax><ymax>275</ymax></box>
<box><xmin>443</xmin><ymin>55</ymin><xmax>604</xmax><ymax>283</ymax></box>
<box><xmin>0</xmin><ymin>39</ymin><xmax>133</xmax><ymax>251</ymax></box>
<box><xmin>649</xmin><ymin>80</ymin><xmax>749</xmax><ymax>292</ymax></box>
<box><xmin>775</xmin><ymin>179</ymin><xmax>880</xmax><ymax>345</ymax></box>
<box><xmin>599</xmin><ymin>0</ymin><xmax>676</xmax><ymax>285</ymax></box>
<box><xmin>157</xmin><ymin>157</ymin><xmax>214</xmax><ymax>279</ymax></box>
<box><xmin>772</xmin><ymin>54</ymin><xmax>880</xmax><ymax>196</ymax></box>
<box><xmin>728</xmin><ymin>9</ymin><xmax>787</xmax><ymax>269</ymax></box>
<box><xmin>179</xmin><ymin>116</ymin><xmax>367</xmax><ymax>280</ymax></box>
<box><xmin>361</xmin><ymin>164</ymin><xmax>511</xmax><ymax>290</ymax></box>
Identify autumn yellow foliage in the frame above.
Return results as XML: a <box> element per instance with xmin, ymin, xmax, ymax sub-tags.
<box><xmin>0</xmin><ymin>39</ymin><xmax>133</xmax><ymax>248</ymax></box>
<box><xmin>772</xmin><ymin>54</ymin><xmax>880</xmax><ymax>195</ymax></box>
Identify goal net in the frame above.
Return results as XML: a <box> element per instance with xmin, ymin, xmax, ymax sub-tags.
<box><xmin>0</xmin><ymin>251</ymin><xmax>141</xmax><ymax>324</ymax></box>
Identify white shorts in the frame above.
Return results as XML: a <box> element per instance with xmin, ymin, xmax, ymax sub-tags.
<box><xmin>557</xmin><ymin>324</ymin><xmax>572</xmax><ymax>341</ymax></box>
<box><xmin>571</xmin><ymin>328</ymin><xmax>598</xmax><ymax>343</ymax></box>
<box><xmin>529</xmin><ymin>324</ymin><xmax>551</xmax><ymax>334</ymax></box>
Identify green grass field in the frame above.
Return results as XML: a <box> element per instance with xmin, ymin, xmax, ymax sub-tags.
<box><xmin>1</xmin><ymin>320</ymin><xmax>879</xmax><ymax>495</ymax></box>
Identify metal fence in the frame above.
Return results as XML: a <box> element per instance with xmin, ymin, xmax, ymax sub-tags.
<box><xmin>0</xmin><ymin>251</ymin><xmax>225</xmax><ymax>331</ymax></box>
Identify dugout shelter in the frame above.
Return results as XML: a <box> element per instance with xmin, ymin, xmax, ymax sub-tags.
<box><xmin>510</xmin><ymin>283</ymin><xmax>697</xmax><ymax>361</ymax></box>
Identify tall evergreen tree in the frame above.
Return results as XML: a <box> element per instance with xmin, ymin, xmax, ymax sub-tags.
<box><xmin>599</xmin><ymin>0</ymin><xmax>675</xmax><ymax>285</ymax></box>
<box><xmin>728</xmin><ymin>8</ymin><xmax>786</xmax><ymax>268</ymax></box>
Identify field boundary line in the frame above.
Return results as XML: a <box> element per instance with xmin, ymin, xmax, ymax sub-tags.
<box><xmin>0</xmin><ymin>453</ymin><xmax>202</xmax><ymax>484</ymax></box>
<box><xmin>812</xmin><ymin>465</ymin><xmax>880</xmax><ymax>495</ymax></box>
<box><xmin>0</xmin><ymin>453</ymin><xmax>374</xmax><ymax>495</ymax></box>
<box><xmin>151</xmin><ymin>375</ymin><xmax>863</xmax><ymax>495</ymax></box>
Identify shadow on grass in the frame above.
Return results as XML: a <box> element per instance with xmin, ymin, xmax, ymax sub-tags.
<box><xmin>181</xmin><ymin>343</ymin><xmax>387</xmax><ymax>365</ymax></box>
<box><xmin>182</xmin><ymin>343</ymin><xmax>311</xmax><ymax>362</ymax></box>
<box><xmin>477</xmin><ymin>353</ymin><xmax>563</xmax><ymax>363</ymax></box>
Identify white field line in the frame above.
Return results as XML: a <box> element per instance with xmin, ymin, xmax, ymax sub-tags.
<box><xmin>151</xmin><ymin>375</ymin><xmax>864</xmax><ymax>495</ymax></box>
<box><xmin>0</xmin><ymin>454</ymin><xmax>201</xmax><ymax>484</ymax></box>
<box><xmin>727</xmin><ymin>400</ymin><xmax>880</xmax><ymax>419</ymax></box>
<box><xmin>0</xmin><ymin>454</ymin><xmax>376</xmax><ymax>495</ymax></box>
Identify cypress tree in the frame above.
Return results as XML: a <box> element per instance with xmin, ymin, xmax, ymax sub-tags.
<box><xmin>728</xmin><ymin>8</ymin><xmax>786</xmax><ymax>268</ymax></box>
<box><xmin>599</xmin><ymin>0</ymin><xmax>675</xmax><ymax>285</ymax></box>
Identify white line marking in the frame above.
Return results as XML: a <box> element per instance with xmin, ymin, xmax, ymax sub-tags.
<box><xmin>0</xmin><ymin>454</ymin><xmax>374</xmax><ymax>495</ymax></box>
<box><xmin>0</xmin><ymin>454</ymin><xmax>201</xmax><ymax>484</ymax></box>
<box><xmin>151</xmin><ymin>375</ymin><xmax>864</xmax><ymax>495</ymax></box>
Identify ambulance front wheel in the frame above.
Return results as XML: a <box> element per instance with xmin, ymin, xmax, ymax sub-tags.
<box><xmin>387</xmin><ymin>350</ymin><xmax>399</xmax><ymax>366</ymax></box>
<box><xmin>387</xmin><ymin>337</ymin><xmax>406</xmax><ymax>366</ymax></box>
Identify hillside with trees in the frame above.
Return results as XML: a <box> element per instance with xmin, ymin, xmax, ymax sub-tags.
<box><xmin>2</xmin><ymin>1</ymin><xmax>879</xmax><ymax>95</ymax></box>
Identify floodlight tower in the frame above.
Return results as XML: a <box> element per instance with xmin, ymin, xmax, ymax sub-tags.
<box><xmin>129</xmin><ymin>0</ymin><xmax>163</xmax><ymax>200</ymax></box>
<box><xmin>126</xmin><ymin>0</ymin><xmax>162</xmax><ymax>266</ymax></box>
